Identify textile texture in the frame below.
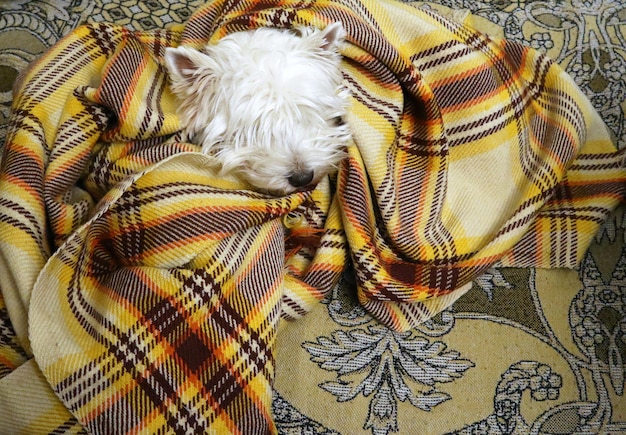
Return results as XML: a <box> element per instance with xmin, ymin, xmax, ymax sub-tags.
<box><xmin>0</xmin><ymin>0</ymin><xmax>625</xmax><ymax>434</ymax></box>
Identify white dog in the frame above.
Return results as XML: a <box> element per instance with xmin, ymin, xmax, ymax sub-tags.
<box><xmin>164</xmin><ymin>23</ymin><xmax>351</xmax><ymax>195</ymax></box>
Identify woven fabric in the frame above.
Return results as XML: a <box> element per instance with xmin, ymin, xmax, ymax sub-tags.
<box><xmin>0</xmin><ymin>0</ymin><xmax>624</xmax><ymax>433</ymax></box>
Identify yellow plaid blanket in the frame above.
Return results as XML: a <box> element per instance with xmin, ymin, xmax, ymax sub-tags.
<box><xmin>1</xmin><ymin>0</ymin><xmax>624</xmax><ymax>432</ymax></box>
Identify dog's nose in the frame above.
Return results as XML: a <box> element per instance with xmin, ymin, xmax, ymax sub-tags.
<box><xmin>288</xmin><ymin>170</ymin><xmax>314</xmax><ymax>188</ymax></box>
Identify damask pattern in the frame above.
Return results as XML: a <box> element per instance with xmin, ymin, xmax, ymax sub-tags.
<box><xmin>275</xmin><ymin>243</ymin><xmax>626</xmax><ymax>433</ymax></box>
<box><xmin>304</xmin><ymin>324</ymin><xmax>474</xmax><ymax>430</ymax></box>
<box><xmin>0</xmin><ymin>1</ymin><xmax>624</xmax><ymax>434</ymax></box>
<box><xmin>90</xmin><ymin>0</ymin><xmax>198</xmax><ymax>31</ymax></box>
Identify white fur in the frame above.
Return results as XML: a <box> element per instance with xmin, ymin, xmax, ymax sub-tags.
<box><xmin>164</xmin><ymin>23</ymin><xmax>351</xmax><ymax>195</ymax></box>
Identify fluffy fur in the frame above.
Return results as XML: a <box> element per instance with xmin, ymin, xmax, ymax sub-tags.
<box><xmin>164</xmin><ymin>23</ymin><xmax>351</xmax><ymax>195</ymax></box>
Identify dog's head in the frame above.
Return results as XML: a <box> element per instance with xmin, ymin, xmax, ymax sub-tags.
<box><xmin>164</xmin><ymin>22</ymin><xmax>351</xmax><ymax>195</ymax></box>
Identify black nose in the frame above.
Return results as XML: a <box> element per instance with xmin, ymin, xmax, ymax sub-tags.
<box><xmin>288</xmin><ymin>170</ymin><xmax>314</xmax><ymax>188</ymax></box>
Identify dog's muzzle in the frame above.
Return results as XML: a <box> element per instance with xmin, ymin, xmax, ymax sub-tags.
<box><xmin>288</xmin><ymin>170</ymin><xmax>314</xmax><ymax>188</ymax></box>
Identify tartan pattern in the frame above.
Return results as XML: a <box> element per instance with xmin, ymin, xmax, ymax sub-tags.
<box><xmin>0</xmin><ymin>0</ymin><xmax>624</xmax><ymax>432</ymax></box>
<box><xmin>35</xmin><ymin>150</ymin><xmax>310</xmax><ymax>433</ymax></box>
<box><xmin>34</xmin><ymin>161</ymin><xmax>289</xmax><ymax>433</ymax></box>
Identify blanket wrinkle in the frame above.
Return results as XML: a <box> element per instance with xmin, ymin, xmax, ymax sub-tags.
<box><xmin>0</xmin><ymin>0</ymin><xmax>624</xmax><ymax>433</ymax></box>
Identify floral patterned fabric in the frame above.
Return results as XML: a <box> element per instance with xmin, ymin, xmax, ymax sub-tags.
<box><xmin>0</xmin><ymin>0</ymin><xmax>625</xmax><ymax>434</ymax></box>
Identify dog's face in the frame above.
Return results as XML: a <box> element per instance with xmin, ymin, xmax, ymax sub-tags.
<box><xmin>164</xmin><ymin>23</ymin><xmax>351</xmax><ymax>195</ymax></box>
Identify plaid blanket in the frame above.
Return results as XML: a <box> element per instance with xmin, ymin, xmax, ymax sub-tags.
<box><xmin>0</xmin><ymin>0</ymin><xmax>624</xmax><ymax>432</ymax></box>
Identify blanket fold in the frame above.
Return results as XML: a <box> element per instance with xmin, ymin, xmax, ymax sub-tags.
<box><xmin>1</xmin><ymin>0</ymin><xmax>624</xmax><ymax>432</ymax></box>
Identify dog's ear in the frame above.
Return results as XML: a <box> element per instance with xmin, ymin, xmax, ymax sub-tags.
<box><xmin>164</xmin><ymin>46</ymin><xmax>210</xmax><ymax>81</ymax></box>
<box><xmin>320</xmin><ymin>22</ymin><xmax>347</xmax><ymax>51</ymax></box>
